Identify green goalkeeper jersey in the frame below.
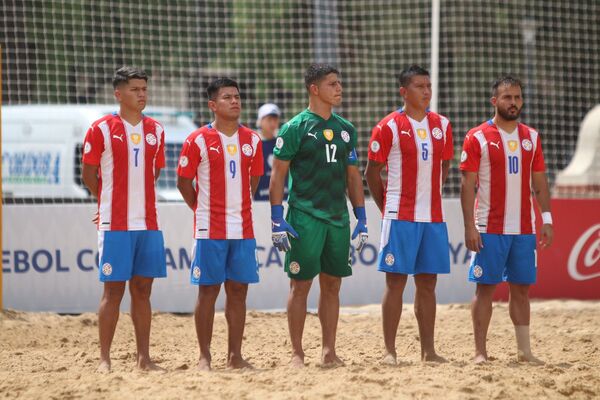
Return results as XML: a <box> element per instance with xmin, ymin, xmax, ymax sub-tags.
<box><xmin>274</xmin><ymin>108</ymin><xmax>359</xmax><ymax>227</ymax></box>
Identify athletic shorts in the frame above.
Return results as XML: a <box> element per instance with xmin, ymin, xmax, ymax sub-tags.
<box><xmin>468</xmin><ymin>233</ymin><xmax>536</xmax><ymax>285</ymax></box>
<box><xmin>377</xmin><ymin>219</ymin><xmax>450</xmax><ymax>275</ymax></box>
<box><xmin>190</xmin><ymin>239</ymin><xmax>259</xmax><ymax>285</ymax></box>
<box><xmin>285</xmin><ymin>207</ymin><xmax>351</xmax><ymax>280</ymax></box>
<box><xmin>98</xmin><ymin>230</ymin><xmax>166</xmax><ymax>282</ymax></box>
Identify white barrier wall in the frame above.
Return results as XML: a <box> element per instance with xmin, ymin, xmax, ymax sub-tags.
<box><xmin>2</xmin><ymin>200</ymin><xmax>473</xmax><ymax>313</ymax></box>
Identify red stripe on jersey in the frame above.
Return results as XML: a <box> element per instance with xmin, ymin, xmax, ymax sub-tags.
<box><xmin>143</xmin><ymin>118</ymin><xmax>159</xmax><ymax>230</ymax></box>
<box><xmin>205</xmin><ymin>132</ymin><xmax>227</xmax><ymax>238</ymax></box>
<box><xmin>396</xmin><ymin>115</ymin><xmax>418</xmax><ymax>220</ymax></box>
<box><xmin>238</xmin><ymin>127</ymin><xmax>255</xmax><ymax>239</ymax></box>
<box><xmin>427</xmin><ymin>113</ymin><xmax>444</xmax><ymax>222</ymax></box>
<box><xmin>518</xmin><ymin>125</ymin><xmax>534</xmax><ymax>234</ymax></box>
<box><xmin>107</xmin><ymin>117</ymin><xmax>129</xmax><ymax>230</ymax></box>
<box><xmin>483</xmin><ymin>126</ymin><xmax>507</xmax><ymax>233</ymax></box>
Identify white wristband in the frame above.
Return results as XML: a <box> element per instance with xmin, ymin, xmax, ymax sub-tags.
<box><xmin>542</xmin><ymin>212</ymin><xmax>553</xmax><ymax>225</ymax></box>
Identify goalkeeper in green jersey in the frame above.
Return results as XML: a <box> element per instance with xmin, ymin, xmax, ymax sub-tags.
<box><xmin>269</xmin><ymin>63</ymin><xmax>368</xmax><ymax>368</ymax></box>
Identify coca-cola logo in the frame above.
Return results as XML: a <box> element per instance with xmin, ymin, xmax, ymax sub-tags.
<box><xmin>568</xmin><ymin>224</ymin><xmax>600</xmax><ymax>281</ymax></box>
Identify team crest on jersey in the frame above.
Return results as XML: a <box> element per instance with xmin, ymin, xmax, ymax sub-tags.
<box><xmin>102</xmin><ymin>263</ymin><xmax>112</xmax><ymax>276</ymax></box>
<box><xmin>145</xmin><ymin>133</ymin><xmax>157</xmax><ymax>146</ymax></box>
<box><xmin>242</xmin><ymin>143</ymin><xmax>253</xmax><ymax>157</ymax></box>
<box><xmin>473</xmin><ymin>265</ymin><xmax>483</xmax><ymax>278</ymax></box>
<box><xmin>461</xmin><ymin>150</ymin><xmax>468</xmax><ymax>163</ymax></box>
<box><xmin>417</xmin><ymin>129</ymin><xmax>427</xmax><ymax>139</ymax></box>
<box><xmin>385</xmin><ymin>253</ymin><xmax>395</xmax><ymax>266</ymax></box>
<box><xmin>227</xmin><ymin>144</ymin><xmax>238</xmax><ymax>156</ymax></box>
<box><xmin>192</xmin><ymin>266</ymin><xmax>201</xmax><ymax>279</ymax></box>
<box><xmin>341</xmin><ymin>130</ymin><xmax>350</xmax><ymax>143</ymax></box>
<box><xmin>84</xmin><ymin>142</ymin><xmax>92</xmax><ymax>154</ymax></box>
<box><xmin>130</xmin><ymin>133</ymin><xmax>142</xmax><ymax>145</ymax></box>
<box><xmin>289</xmin><ymin>261</ymin><xmax>301</xmax><ymax>274</ymax></box>
<box><xmin>370</xmin><ymin>140</ymin><xmax>380</xmax><ymax>153</ymax></box>
<box><xmin>323</xmin><ymin>129</ymin><xmax>334</xmax><ymax>141</ymax></box>
<box><xmin>521</xmin><ymin>139</ymin><xmax>533</xmax><ymax>152</ymax></box>
<box><xmin>432</xmin><ymin>127</ymin><xmax>443</xmax><ymax>140</ymax></box>
<box><xmin>179</xmin><ymin>156</ymin><xmax>189</xmax><ymax>167</ymax></box>
<box><xmin>508</xmin><ymin>140</ymin><xmax>518</xmax><ymax>152</ymax></box>
<box><xmin>276</xmin><ymin>137</ymin><xmax>284</xmax><ymax>149</ymax></box>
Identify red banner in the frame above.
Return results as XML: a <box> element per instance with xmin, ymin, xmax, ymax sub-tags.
<box><xmin>494</xmin><ymin>199</ymin><xmax>600</xmax><ymax>300</ymax></box>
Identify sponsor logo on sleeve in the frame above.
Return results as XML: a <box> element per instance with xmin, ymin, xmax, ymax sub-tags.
<box><xmin>84</xmin><ymin>142</ymin><xmax>92</xmax><ymax>154</ymax></box>
<box><xmin>461</xmin><ymin>150</ymin><xmax>468</xmax><ymax>163</ymax></box>
<box><xmin>276</xmin><ymin>137</ymin><xmax>284</xmax><ymax>149</ymax></box>
<box><xmin>370</xmin><ymin>140</ymin><xmax>380</xmax><ymax>153</ymax></box>
<box><xmin>179</xmin><ymin>156</ymin><xmax>189</xmax><ymax>167</ymax></box>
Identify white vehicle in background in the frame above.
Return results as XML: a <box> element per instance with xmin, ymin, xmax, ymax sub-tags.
<box><xmin>2</xmin><ymin>104</ymin><xmax>197</xmax><ymax>202</ymax></box>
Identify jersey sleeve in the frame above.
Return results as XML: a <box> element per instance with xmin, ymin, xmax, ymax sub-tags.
<box><xmin>177</xmin><ymin>135</ymin><xmax>202</xmax><ymax>179</ymax></box>
<box><xmin>156</xmin><ymin>123</ymin><xmax>166</xmax><ymax>169</ymax></box>
<box><xmin>459</xmin><ymin>132</ymin><xmax>481</xmax><ymax>172</ymax></box>
<box><xmin>532</xmin><ymin>133</ymin><xmax>546</xmax><ymax>172</ymax></box>
<box><xmin>251</xmin><ymin>138</ymin><xmax>264</xmax><ymax>176</ymax></box>
<box><xmin>368</xmin><ymin>120</ymin><xmax>392</xmax><ymax>163</ymax></box>
<box><xmin>347</xmin><ymin>123</ymin><xmax>359</xmax><ymax>166</ymax></box>
<box><xmin>442</xmin><ymin>121</ymin><xmax>454</xmax><ymax>161</ymax></box>
<box><xmin>82</xmin><ymin>124</ymin><xmax>104</xmax><ymax>166</ymax></box>
<box><xmin>273</xmin><ymin>121</ymin><xmax>301</xmax><ymax>161</ymax></box>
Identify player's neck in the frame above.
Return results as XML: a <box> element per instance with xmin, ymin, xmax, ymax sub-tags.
<box><xmin>493</xmin><ymin>115</ymin><xmax>518</xmax><ymax>133</ymax></box>
<box><xmin>308</xmin><ymin>99</ymin><xmax>333</xmax><ymax>120</ymax></box>
<box><xmin>403</xmin><ymin>104</ymin><xmax>427</xmax><ymax>121</ymax></box>
<box><xmin>213</xmin><ymin>118</ymin><xmax>239</xmax><ymax>136</ymax></box>
<box><xmin>119</xmin><ymin>108</ymin><xmax>143</xmax><ymax>126</ymax></box>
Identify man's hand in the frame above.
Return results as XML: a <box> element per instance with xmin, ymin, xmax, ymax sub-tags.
<box><xmin>539</xmin><ymin>224</ymin><xmax>554</xmax><ymax>248</ymax></box>
<box><xmin>352</xmin><ymin>207</ymin><xmax>368</xmax><ymax>253</ymax></box>
<box><xmin>271</xmin><ymin>205</ymin><xmax>299</xmax><ymax>252</ymax></box>
<box><xmin>465</xmin><ymin>224</ymin><xmax>483</xmax><ymax>253</ymax></box>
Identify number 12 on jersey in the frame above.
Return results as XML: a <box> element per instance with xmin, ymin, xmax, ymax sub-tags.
<box><xmin>325</xmin><ymin>143</ymin><xmax>337</xmax><ymax>163</ymax></box>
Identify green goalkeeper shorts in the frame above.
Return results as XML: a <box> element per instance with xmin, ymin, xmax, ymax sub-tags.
<box><xmin>284</xmin><ymin>207</ymin><xmax>352</xmax><ymax>280</ymax></box>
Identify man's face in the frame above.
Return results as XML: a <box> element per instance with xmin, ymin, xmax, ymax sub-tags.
<box><xmin>209</xmin><ymin>86</ymin><xmax>241</xmax><ymax>120</ymax></box>
<box><xmin>400</xmin><ymin>75</ymin><xmax>431</xmax><ymax>111</ymax></box>
<box><xmin>115</xmin><ymin>79</ymin><xmax>147</xmax><ymax>112</ymax></box>
<box><xmin>492</xmin><ymin>84</ymin><xmax>523</xmax><ymax>121</ymax></box>
<box><xmin>260</xmin><ymin>115</ymin><xmax>280</xmax><ymax>139</ymax></box>
<box><xmin>312</xmin><ymin>73</ymin><xmax>343</xmax><ymax>107</ymax></box>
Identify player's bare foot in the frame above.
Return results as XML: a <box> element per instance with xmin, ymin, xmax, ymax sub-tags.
<box><xmin>197</xmin><ymin>357</ymin><xmax>211</xmax><ymax>371</ymax></box>
<box><xmin>289</xmin><ymin>353</ymin><xmax>305</xmax><ymax>368</ymax></box>
<box><xmin>517</xmin><ymin>351</ymin><xmax>545</xmax><ymax>365</ymax></box>
<box><xmin>227</xmin><ymin>356</ymin><xmax>254</xmax><ymax>369</ymax></box>
<box><xmin>96</xmin><ymin>360</ymin><xmax>111</xmax><ymax>373</ymax></box>
<box><xmin>138</xmin><ymin>360</ymin><xmax>166</xmax><ymax>372</ymax></box>
<box><xmin>473</xmin><ymin>353</ymin><xmax>488</xmax><ymax>364</ymax></box>
<box><xmin>422</xmin><ymin>353</ymin><xmax>448</xmax><ymax>363</ymax></box>
<box><xmin>381</xmin><ymin>352</ymin><xmax>397</xmax><ymax>365</ymax></box>
<box><xmin>321</xmin><ymin>351</ymin><xmax>344</xmax><ymax>368</ymax></box>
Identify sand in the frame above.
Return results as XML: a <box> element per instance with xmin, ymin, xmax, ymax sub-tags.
<box><xmin>1</xmin><ymin>300</ymin><xmax>599</xmax><ymax>400</ymax></box>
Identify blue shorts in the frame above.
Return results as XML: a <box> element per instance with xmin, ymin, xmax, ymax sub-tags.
<box><xmin>98</xmin><ymin>230</ymin><xmax>166</xmax><ymax>282</ymax></box>
<box><xmin>190</xmin><ymin>239</ymin><xmax>259</xmax><ymax>285</ymax></box>
<box><xmin>468</xmin><ymin>233</ymin><xmax>537</xmax><ymax>285</ymax></box>
<box><xmin>378</xmin><ymin>220</ymin><xmax>450</xmax><ymax>275</ymax></box>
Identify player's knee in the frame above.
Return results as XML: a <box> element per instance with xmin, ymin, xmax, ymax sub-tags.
<box><xmin>225</xmin><ymin>281</ymin><xmax>248</xmax><ymax>300</ymax></box>
<box><xmin>129</xmin><ymin>279</ymin><xmax>153</xmax><ymax>299</ymax></box>
<box><xmin>102</xmin><ymin>283</ymin><xmax>126</xmax><ymax>303</ymax></box>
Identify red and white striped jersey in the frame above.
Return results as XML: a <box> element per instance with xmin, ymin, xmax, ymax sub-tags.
<box><xmin>368</xmin><ymin>110</ymin><xmax>454</xmax><ymax>222</ymax></box>
<box><xmin>82</xmin><ymin>113</ymin><xmax>166</xmax><ymax>231</ymax></box>
<box><xmin>460</xmin><ymin>120</ymin><xmax>546</xmax><ymax>234</ymax></box>
<box><xmin>177</xmin><ymin>124</ymin><xmax>264</xmax><ymax>239</ymax></box>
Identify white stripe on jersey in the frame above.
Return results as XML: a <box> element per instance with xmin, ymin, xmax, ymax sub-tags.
<box><xmin>222</xmin><ymin>132</ymin><xmax>243</xmax><ymax>238</ymax></box>
<box><xmin>195</xmin><ymin>135</ymin><xmax>211</xmax><ymax>238</ymax></box>
<box><xmin>499</xmin><ymin>127</ymin><xmax>521</xmax><ymax>233</ymax></box>
<box><xmin>98</xmin><ymin>121</ymin><xmax>114</xmax><ymax>227</ymax></box>
<box><xmin>124</xmin><ymin>120</ymin><xmax>147</xmax><ymax>230</ymax></box>
<box><xmin>383</xmin><ymin>118</ymin><xmax>401</xmax><ymax>218</ymax></box>
<box><xmin>408</xmin><ymin>116</ymin><xmax>432</xmax><ymax>221</ymax></box>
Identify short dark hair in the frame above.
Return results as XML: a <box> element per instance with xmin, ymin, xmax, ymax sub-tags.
<box><xmin>304</xmin><ymin>63</ymin><xmax>339</xmax><ymax>90</ymax></box>
<box><xmin>206</xmin><ymin>77</ymin><xmax>240</xmax><ymax>100</ymax></box>
<box><xmin>398</xmin><ymin>65</ymin><xmax>430</xmax><ymax>87</ymax></box>
<box><xmin>112</xmin><ymin>66</ymin><xmax>148</xmax><ymax>89</ymax></box>
<box><xmin>492</xmin><ymin>75</ymin><xmax>523</xmax><ymax>97</ymax></box>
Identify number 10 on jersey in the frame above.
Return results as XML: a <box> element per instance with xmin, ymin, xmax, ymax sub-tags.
<box><xmin>325</xmin><ymin>143</ymin><xmax>337</xmax><ymax>163</ymax></box>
